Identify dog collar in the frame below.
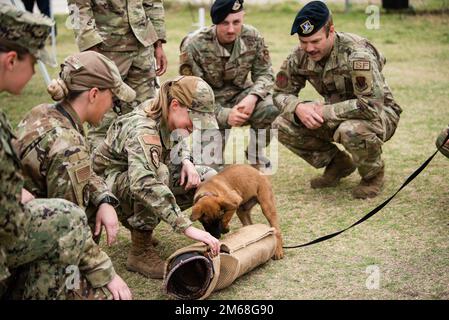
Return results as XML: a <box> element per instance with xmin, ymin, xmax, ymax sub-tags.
<box><xmin>194</xmin><ymin>192</ymin><xmax>218</xmax><ymax>204</ymax></box>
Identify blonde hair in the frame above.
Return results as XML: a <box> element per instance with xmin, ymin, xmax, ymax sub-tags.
<box><xmin>146</xmin><ymin>76</ymin><xmax>199</xmax><ymax>121</ymax></box>
<box><xmin>146</xmin><ymin>80</ymin><xmax>174</xmax><ymax>121</ymax></box>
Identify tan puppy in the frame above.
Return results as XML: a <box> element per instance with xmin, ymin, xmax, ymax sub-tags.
<box><xmin>191</xmin><ymin>164</ymin><xmax>284</xmax><ymax>259</ymax></box>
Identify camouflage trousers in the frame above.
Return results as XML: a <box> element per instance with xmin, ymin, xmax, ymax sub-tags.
<box><xmin>212</xmin><ymin>87</ymin><xmax>280</xmax><ymax>165</ymax></box>
<box><xmin>272</xmin><ymin>106</ymin><xmax>400</xmax><ymax>179</ymax></box>
<box><xmin>112</xmin><ymin>164</ymin><xmax>216</xmax><ymax>231</ymax></box>
<box><xmin>436</xmin><ymin>125</ymin><xmax>449</xmax><ymax>158</ymax></box>
<box><xmin>88</xmin><ymin>45</ymin><xmax>157</xmax><ymax>150</ymax></box>
<box><xmin>3</xmin><ymin>199</ymin><xmax>89</xmax><ymax>300</ymax></box>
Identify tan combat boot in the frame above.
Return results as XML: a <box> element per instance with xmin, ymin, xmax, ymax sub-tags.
<box><xmin>352</xmin><ymin>168</ymin><xmax>385</xmax><ymax>199</ymax></box>
<box><xmin>126</xmin><ymin>229</ymin><xmax>165</xmax><ymax>279</ymax></box>
<box><xmin>310</xmin><ymin>150</ymin><xmax>356</xmax><ymax>188</ymax></box>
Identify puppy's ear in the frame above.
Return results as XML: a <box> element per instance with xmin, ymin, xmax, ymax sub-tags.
<box><xmin>217</xmin><ymin>196</ymin><xmax>238</xmax><ymax>212</ymax></box>
<box><xmin>190</xmin><ymin>204</ymin><xmax>204</xmax><ymax>221</ymax></box>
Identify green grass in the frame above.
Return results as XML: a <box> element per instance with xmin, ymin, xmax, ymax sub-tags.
<box><xmin>1</xmin><ymin>5</ymin><xmax>449</xmax><ymax>300</ymax></box>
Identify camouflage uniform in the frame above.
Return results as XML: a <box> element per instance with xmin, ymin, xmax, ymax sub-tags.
<box><xmin>92</xmin><ymin>102</ymin><xmax>214</xmax><ymax>233</ymax></box>
<box><xmin>273</xmin><ymin>32</ymin><xmax>402</xmax><ymax>179</ymax></box>
<box><xmin>14</xmin><ymin>102</ymin><xmax>119</xmax><ymax>227</ymax></box>
<box><xmin>68</xmin><ymin>0</ymin><xmax>166</xmax><ymax>147</ymax></box>
<box><xmin>1</xmin><ymin>109</ymin><xmax>115</xmax><ymax>299</ymax></box>
<box><xmin>0</xmin><ymin>5</ymin><xmax>115</xmax><ymax>299</ymax></box>
<box><xmin>179</xmin><ymin>25</ymin><xmax>280</xmax><ymax>163</ymax></box>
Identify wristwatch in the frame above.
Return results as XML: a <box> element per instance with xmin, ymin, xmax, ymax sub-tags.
<box><xmin>97</xmin><ymin>195</ymin><xmax>119</xmax><ymax>208</ymax></box>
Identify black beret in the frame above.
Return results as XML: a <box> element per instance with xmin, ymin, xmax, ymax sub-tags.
<box><xmin>211</xmin><ymin>0</ymin><xmax>244</xmax><ymax>25</ymax></box>
<box><xmin>291</xmin><ymin>1</ymin><xmax>330</xmax><ymax>37</ymax></box>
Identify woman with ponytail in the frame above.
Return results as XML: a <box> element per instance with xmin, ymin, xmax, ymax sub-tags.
<box><xmin>15</xmin><ymin>51</ymin><xmax>136</xmax><ymax>246</ymax></box>
<box><xmin>92</xmin><ymin>76</ymin><xmax>221</xmax><ymax>279</ymax></box>
<box><xmin>13</xmin><ymin>51</ymin><xmax>135</xmax><ymax>298</ymax></box>
<box><xmin>1</xmin><ymin>6</ymin><xmax>130</xmax><ymax>299</ymax></box>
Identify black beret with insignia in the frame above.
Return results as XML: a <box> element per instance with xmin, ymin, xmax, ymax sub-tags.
<box><xmin>211</xmin><ymin>0</ymin><xmax>244</xmax><ymax>25</ymax></box>
<box><xmin>290</xmin><ymin>1</ymin><xmax>330</xmax><ymax>37</ymax></box>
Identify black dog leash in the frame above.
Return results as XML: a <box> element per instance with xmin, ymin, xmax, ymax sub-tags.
<box><xmin>283</xmin><ymin>132</ymin><xmax>449</xmax><ymax>249</ymax></box>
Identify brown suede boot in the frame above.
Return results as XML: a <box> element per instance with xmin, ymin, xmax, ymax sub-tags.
<box><xmin>310</xmin><ymin>150</ymin><xmax>356</xmax><ymax>188</ymax></box>
<box><xmin>352</xmin><ymin>168</ymin><xmax>385</xmax><ymax>199</ymax></box>
<box><xmin>126</xmin><ymin>229</ymin><xmax>165</xmax><ymax>279</ymax></box>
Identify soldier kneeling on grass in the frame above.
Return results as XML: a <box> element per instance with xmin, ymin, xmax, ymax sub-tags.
<box><xmin>272</xmin><ymin>1</ymin><xmax>402</xmax><ymax>199</ymax></box>
<box><xmin>91</xmin><ymin>76</ymin><xmax>221</xmax><ymax>279</ymax></box>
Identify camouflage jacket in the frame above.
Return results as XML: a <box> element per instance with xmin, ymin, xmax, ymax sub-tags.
<box><xmin>68</xmin><ymin>0</ymin><xmax>166</xmax><ymax>51</ymax></box>
<box><xmin>179</xmin><ymin>24</ymin><xmax>275</xmax><ymax>126</ymax></box>
<box><xmin>92</xmin><ymin>101</ymin><xmax>192</xmax><ymax>233</ymax></box>
<box><xmin>0</xmin><ymin>110</ymin><xmax>29</xmax><ymax>282</ymax></box>
<box><xmin>14</xmin><ymin>102</ymin><xmax>118</xmax><ymax>211</ymax></box>
<box><xmin>273</xmin><ymin>32</ymin><xmax>402</xmax><ymax>123</ymax></box>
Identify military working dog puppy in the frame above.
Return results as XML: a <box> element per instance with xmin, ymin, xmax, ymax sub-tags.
<box><xmin>191</xmin><ymin>164</ymin><xmax>284</xmax><ymax>259</ymax></box>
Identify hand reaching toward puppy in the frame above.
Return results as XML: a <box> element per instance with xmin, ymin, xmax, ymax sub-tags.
<box><xmin>184</xmin><ymin>226</ymin><xmax>220</xmax><ymax>257</ymax></box>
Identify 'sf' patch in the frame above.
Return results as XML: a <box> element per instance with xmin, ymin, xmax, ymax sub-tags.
<box><xmin>352</xmin><ymin>60</ymin><xmax>371</xmax><ymax>71</ymax></box>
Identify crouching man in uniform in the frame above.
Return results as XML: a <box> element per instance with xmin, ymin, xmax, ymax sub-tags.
<box><xmin>273</xmin><ymin>1</ymin><xmax>402</xmax><ymax>198</ymax></box>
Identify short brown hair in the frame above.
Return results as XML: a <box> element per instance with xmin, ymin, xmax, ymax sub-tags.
<box><xmin>0</xmin><ymin>38</ymin><xmax>29</xmax><ymax>60</ymax></box>
<box><xmin>324</xmin><ymin>15</ymin><xmax>334</xmax><ymax>37</ymax></box>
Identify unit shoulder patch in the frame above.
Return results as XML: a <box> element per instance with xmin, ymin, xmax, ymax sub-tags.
<box><xmin>355</xmin><ymin>76</ymin><xmax>368</xmax><ymax>92</ymax></box>
<box><xmin>149</xmin><ymin>146</ymin><xmax>161</xmax><ymax>169</ymax></box>
<box><xmin>67</xmin><ymin>161</ymin><xmax>91</xmax><ymax>208</ymax></box>
<box><xmin>352</xmin><ymin>60</ymin><xmax>371</xmax><ymax>71</ymax></box>
<box><xmin>275</xmin><ymin>71</ymin><xmax>289</xmax><ymax>89</ymax></box>
<box><xmin>179</xmin><ymin>64</ymin><xmax>193</xmax><ymax>76</ymax></box>
<box><xmin>138</xmin><ymin>135</ymin><xmax>163</xmax><ymax>170</ymax></box>
<box><xmin>75</xmin><ymin>164</ymin><xmax>91</xmax><ymax>183</ymax></box>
